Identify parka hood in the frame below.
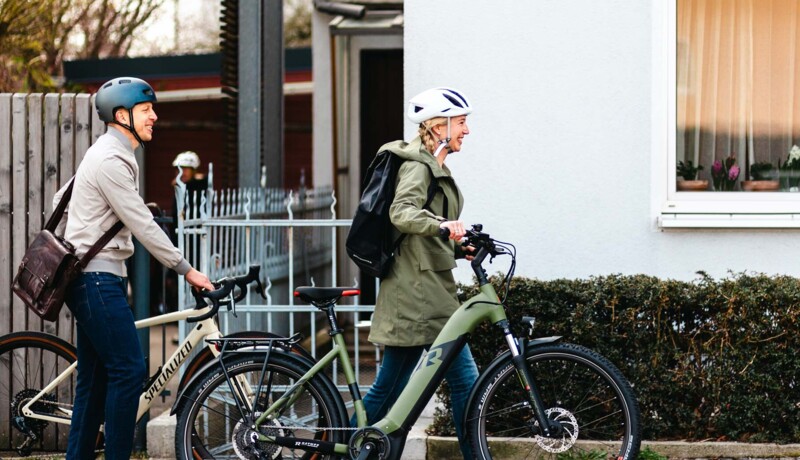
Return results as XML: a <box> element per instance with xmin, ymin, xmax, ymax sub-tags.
<box><xmin>377</xmin><ymin>136</ymin><xmax>451</xmax><ymax>179</ymax></box>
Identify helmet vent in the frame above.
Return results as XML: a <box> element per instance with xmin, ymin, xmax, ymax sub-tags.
<box><xmin>119</xmin><ymin>79</ymin><xmax>131</xmax><ymax>84</ymax></box>
<box><xmin>414</xmin><ymin>105</ymin><xmax>423</xmax><ymax>113</ymax></box>
<box><xmin>446</xmin><ymin>89</ymin><xmax>469</xmax><ymax>107</ymax></box>
<box><xmin>443</xmin><ymin>93</ymin><xmax>464</xmax><ymax>109</ymax></box>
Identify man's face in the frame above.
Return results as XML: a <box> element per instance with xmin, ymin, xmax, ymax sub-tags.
<box><xmin>131</xmin><ymin>102</ymin><xmax>157</xmax><ymax>141</ymax></box>
<box><xmin>177</xmin><ymin>167</ymin><xmax>195</xmax><ymax>183</ymax></box>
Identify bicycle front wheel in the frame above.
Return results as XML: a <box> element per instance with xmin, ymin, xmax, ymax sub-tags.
<box><xmin>0</xmin><ymin>331</ymin><xmax>77</xmax><ymax>457</ymax></box>
<box><xmin>467</xmin><ymin>343</ymin><xmax>641</xmax><ymax>460</ymax></box>
<box><xmin>175</xmin><ymin>351</ymin><xmax>349</xmax><ymax>459</ymax></box>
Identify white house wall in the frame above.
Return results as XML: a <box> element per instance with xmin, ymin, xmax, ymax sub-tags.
<box><xmin>404</xmin><ymin>0</ymin><xmax>800</xmax><ymax>282</ymax></box>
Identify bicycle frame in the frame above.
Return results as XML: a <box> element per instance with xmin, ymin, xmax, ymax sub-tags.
<box><xmin>252</xmin><ymin>281</ymin><xmax>520</xmax><ymax>457</ymax></box>
<box><xmin>21</xmin><ymin>305</ymin><xmax>224</xmax><ymax>425</ymax></box>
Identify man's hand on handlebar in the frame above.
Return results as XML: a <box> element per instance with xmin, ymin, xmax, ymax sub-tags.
<box><xmin>439</xmin><ymin>220</ymin><xmax>466</xmax><ymax>241</ymax></box>
<box><xmin>186</xmin><ymin>268</ymin><xmax>215</xmax><ymax>291</ymax></box>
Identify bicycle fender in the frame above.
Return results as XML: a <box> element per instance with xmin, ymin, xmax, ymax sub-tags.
<box><xmin>527</xmin><ymin>336</ymin><xmax>562</xmax><ymax>347</ymax></box>
<box><xmin>464</xmin><ymin>336</ymin><xmax>562</xmax><ymax>425</ymax></box>
<box><xmin>170</xmin><ymin>346</ymin><xmax>319</xmax><ymax>416</ymax></box>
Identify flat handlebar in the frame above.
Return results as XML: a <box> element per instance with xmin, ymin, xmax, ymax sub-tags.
<box><xmin>438</xmin><ymin>224</ymin><xmax>510</xmax><ymax>285</ymax></box>
<box><xmin>187</xmin><ymin>265</ymin><xmax>267</xmax><ymax>323</ymax></box>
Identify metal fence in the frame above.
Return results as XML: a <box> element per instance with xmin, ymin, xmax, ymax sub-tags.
<box><xmin>175</xmin><ymin>168</ymin><xmax>378</xmax><ymax>393</ymax></box>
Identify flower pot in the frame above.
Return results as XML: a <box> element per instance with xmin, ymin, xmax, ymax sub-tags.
<box><xmin>676</xmin><ymin>180</ymin><xmax>709</xmax><ymax>191</ymax></box>
<box><xmin>741</xmin><ymin>180</ymin><xmax>780</xmax><ymax>192</ymax></box>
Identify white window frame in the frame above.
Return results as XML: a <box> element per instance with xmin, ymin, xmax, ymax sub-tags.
<box><xmin>654</xmin><ymin>0</ymin><xmax>800</xmax><ymax>229</ymax></box>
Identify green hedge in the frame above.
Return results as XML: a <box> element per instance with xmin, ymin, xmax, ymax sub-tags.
<box><xmin>429</xmin><ymin>272</ymin><xmax>800</xmax><ymax>443</ymax></box>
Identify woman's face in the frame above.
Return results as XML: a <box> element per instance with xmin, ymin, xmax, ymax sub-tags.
<box><xmin>434</xmin><ymin>115</ymin><xmax>470</xmax><ymax>152</ymax></box>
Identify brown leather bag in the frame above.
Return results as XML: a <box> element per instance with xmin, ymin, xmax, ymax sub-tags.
<box><xmin>12</xmin><ymin>179</ymin><xmax>124</xmax><ymax>321</ymax></box>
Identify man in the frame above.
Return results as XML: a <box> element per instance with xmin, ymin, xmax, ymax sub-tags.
<box><xmin>53</xmin><ymin>77</ymin><xmax>214</xmax><ymax>459</ymax></box>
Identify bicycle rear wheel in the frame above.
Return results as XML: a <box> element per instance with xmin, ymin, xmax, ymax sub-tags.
<box><xmin>0</xmin><ymin>331</ymin><xmax>77</xmax><ymax>457</ymax></box>
<box><xmin>175</xmin><ymin>351</ymin><xmax>349</xmax><ymax>459</ymax></box>
<box><xmin>467</xmin><ymin>342</ymin><xmax>641</xmax><ymax>460</ymax></box>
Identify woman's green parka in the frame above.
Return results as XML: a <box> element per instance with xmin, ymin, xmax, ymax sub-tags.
<box><xmin>368</xmin><ymin>137</ymin><xmax>466</xmax><ymax>347</ymax></box>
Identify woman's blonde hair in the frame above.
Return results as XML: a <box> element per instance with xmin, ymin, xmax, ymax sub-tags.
<box><xmin>418</xmin><ymin>117</ymin><xmax>447</xmax><ymax>154</ymax></box>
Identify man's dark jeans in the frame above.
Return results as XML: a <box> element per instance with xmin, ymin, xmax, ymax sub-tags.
<box><xmin>65</xmin><ymin>272</ymin><xmax>146</xmax><ymax>460</ymax></box>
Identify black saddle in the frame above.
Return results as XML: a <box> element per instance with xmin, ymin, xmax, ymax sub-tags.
<box><xmin>294</xmin><ymin>287</ymin><xmax>360</xmax><ymax>306</ymax></box>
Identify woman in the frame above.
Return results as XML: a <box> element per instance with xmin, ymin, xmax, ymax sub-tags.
<box><xmin>359</xmin><ymin>87</ymin><xmax>479</xmax><ymax>459</ymax></box>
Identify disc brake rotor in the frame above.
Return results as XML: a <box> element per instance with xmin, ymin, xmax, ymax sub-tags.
<box><xmin>533</xmin><ymin>407</ymin><xmax>580</xmax><ymax>453</ymax></box>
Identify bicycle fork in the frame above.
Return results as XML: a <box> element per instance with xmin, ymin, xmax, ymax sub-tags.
<box><xmin>499</xmin><ymin>319</ymin><xmax>563</xmax><ymax>438</ymax></box>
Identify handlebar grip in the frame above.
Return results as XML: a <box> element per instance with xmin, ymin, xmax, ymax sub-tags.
<box><xmin>187</xmin><ymin>287</ymin><xmax>218</xmax><ymax>323</ymax></box>
<box><xmin>186</xmin><ymin>265</ymin><xmax>265</xmax><ymax>322</ymax></box>
<box><xmin>438</xmin><ymin>227</ymin><xmax>451</xmax><ymax>238</ymax></box>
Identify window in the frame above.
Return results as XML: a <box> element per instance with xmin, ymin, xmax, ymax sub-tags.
<box><xmin>660</xmin><ymin>0</ymin><xmax>800</xmax><ymax>227</ymax></box>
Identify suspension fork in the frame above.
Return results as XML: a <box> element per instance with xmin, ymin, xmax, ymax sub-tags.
<box><xmin>498</xmin><ymin>320</ymin><xmax>561</xmax><ymax>437</ymax></box>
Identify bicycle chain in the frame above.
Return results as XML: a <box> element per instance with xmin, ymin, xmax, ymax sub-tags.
<box><xmin>258</xmin><ymin>424</ymin><xmax>357</xmax><ymax>432</ymax></box>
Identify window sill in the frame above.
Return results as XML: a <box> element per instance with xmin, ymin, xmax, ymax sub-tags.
<box><xmin>659</xmin><ymin>213</ymin><xmax>800</xmax><ymax>228</ymax></box>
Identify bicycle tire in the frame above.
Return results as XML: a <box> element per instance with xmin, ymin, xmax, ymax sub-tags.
<box><xmin>466</xmin><ymin>342</ymin><xmax>641</xmax><ymax>460</ymax></box>
<box><xmin>0</xmin><ymin>331</ymin><xmax>77</xmax><ymax>457</ymax></box>
<box><xmin>175</xmin><ymin>350</ymin><xmax>349</xmax><ymax>459</ymax></box>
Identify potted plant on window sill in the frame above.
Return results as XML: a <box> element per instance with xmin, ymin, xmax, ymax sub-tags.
<box><xmin>779</xmin><ymin>145</ymin><xmax>800</xmax><ymax>191</ymax></box>
<box><xmin>676</xmin><ymin>160</ymin><xmax>708</xmax><ymax>191</ymax></box>
<box><xmin>711</xmin><ymin>155</ymin><xmax>740</xmax><ymax>191</ymax></box>
<box><xmin>741</xmin><ymin>161</ymin><xmax>779</xmax><ymax>191</ymax></box>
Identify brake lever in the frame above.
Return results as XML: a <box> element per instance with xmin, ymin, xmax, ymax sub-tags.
<box><xmin>228</xmin><ymin>296</ymin><xmax>238</xmax><ymax>318</ymax></box>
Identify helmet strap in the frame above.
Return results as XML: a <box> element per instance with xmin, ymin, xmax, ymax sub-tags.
<box><xmin>429</xmin><ymin>118</ymin><xmax>454</xmax><ymax>156</ymax></box>
<box><xmin>112</xmin><ymin>108</ymin><xmax>145</xmax><ymax>150</ymax></box>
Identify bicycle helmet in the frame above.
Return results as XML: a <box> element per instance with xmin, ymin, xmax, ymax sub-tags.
<box><xmin>406</xmin><ymin>87</ymin><xmax>472</xmax><ymax>124</ymax></box>
<box><xmin>95</xmin><ymin>77</ymin><xmax>157</xmax><ymax>123</ymax></box>
<box><xmin>173</xmin><ymin>151</ymin><xmax>201</xmax><ymax>169</ymax></box>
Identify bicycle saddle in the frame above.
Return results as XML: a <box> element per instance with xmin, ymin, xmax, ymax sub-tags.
<box><xmin>294</xmin><ymin>287</ymin><xmax>360</xmax><ymax>306</ymax></box>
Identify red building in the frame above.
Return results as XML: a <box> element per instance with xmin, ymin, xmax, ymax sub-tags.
<box><xmin>64</xmin><ymin>50</ymin><xmax>313</xmax><ymax>216</ymax></box>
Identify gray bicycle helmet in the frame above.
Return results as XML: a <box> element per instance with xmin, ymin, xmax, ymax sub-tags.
<box><xmin>95</xmin><ymin>77</ymin><xmax>157</xmax><ymax>123</ymax></box>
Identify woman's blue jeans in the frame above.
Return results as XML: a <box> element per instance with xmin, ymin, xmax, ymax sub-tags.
<box><xmin>353</xmin><ymin>344</ymin><xmax>479</xmax><ymax>459</ymax></box>
<box><xmin>64</xmin><ymin>272</ymin><xmax>146</xmax><ymax>460</ymax></box>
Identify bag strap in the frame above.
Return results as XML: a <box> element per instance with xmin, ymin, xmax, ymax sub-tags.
<box><xmin>45</xmin><ymin>177</ymin><xmax>125</xmax><ymax>267</ymax></box>
<box><xmin>79</xmin><ymin>220</ymin><xmax>125</xmax><ymax>267</ymax></box>
<box><xmin>44</xmin><ymin>178</ymin><xmax>75</xmax><ymax>231</ymax></box>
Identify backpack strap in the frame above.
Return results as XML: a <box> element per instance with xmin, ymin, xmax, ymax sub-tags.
<box><xmin>45</xmin><ymin>177</ymin><xmax>125</xmax><ymax>267</ymax></box>
<box><xmin>392</xmin><ymin>165</ymin><xmax>443</xmax><ymax>252</ymax></box>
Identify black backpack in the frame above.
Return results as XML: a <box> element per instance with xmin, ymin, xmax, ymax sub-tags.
<box><xmin>346</xmin><ymin>150</ymin><xmax>440</xmax><ymax>278</ymax></box>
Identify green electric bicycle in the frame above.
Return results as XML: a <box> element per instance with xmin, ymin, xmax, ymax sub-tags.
<box><xmin>174</xmin><ymin>224</ymin><xmax>641</xmax><ymax>459</ymax></box>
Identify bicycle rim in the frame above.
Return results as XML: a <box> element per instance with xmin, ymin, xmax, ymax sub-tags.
<box><xmin>0</xmin><ymin>332</ymin><xmax>77</xmax><ymax>456</ymax></box>
<box><xmin>177</xmin><ymin>353</ymin><xmax>347</xmax><ymax>459</ymax></box>
<box><xmin>469</xmin><ymin>343</ymin><xmax>641</xmax><ymax>460</ymax></box>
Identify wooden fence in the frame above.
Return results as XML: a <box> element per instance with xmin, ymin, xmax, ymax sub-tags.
<box><xmin>0</xmin><ymin>93</ymin><xmax>103</xmax><ymax>341</ymax></box>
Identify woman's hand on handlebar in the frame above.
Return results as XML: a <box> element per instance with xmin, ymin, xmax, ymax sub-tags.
<box><xmin>439</xmin><ymin>220</ymin><xmax>466</xmax><ymax>241</ymax></box>
<box><xmin>185</xmin><ymin>268</ymin><xmax>215</xmax><ymax>291</ymax></box>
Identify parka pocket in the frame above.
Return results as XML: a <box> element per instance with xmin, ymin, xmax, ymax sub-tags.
<box><xmin>418</xmin><ymin>251</ymin><xmax>456</xmax><ymax>272</ymax></box>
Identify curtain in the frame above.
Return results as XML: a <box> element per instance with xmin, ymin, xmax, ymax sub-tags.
<box><xmin>677</xmin><ymin>0</ymin><xmax>800</xmax><ymax>190</ymax></box>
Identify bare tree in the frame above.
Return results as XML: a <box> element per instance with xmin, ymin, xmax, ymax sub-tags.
<box><xmin>285</xmin><ymin>0</ymin><xmax>311</xmax><ymax>48</ymax></box>
<box><xmin>0</xmin><ymin>0</ymin><xmax>54</xmax><ymax>91</ymax></box>
<box><xmin>0</xmin><ymin>0</ymin><xmax>165</xmax><ymax>92</ymax></box>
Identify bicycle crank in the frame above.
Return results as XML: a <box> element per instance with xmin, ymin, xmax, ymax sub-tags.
<box><xmin>532</xmin><ymin>407</ymin><xmax>580</xmax><ymax>453</ymax></box>
<box><xmin>349</xmin><ymin>427</ymin><xmax>390</xmax><ymax>460</ymax></box>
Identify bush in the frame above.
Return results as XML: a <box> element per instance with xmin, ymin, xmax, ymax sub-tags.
<box><xmin>429</xmin><ymin>272</ymin><xmax>800</xmax><ymax>443</ymax></box>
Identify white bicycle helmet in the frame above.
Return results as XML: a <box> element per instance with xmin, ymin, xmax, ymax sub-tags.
<box><xmin>406</xmin><ymin>87</ymin><xmax>472</xmax><ymax>124</ymax></box>
<box><xmin>173</xmin><ymin>151</ymin><xmax>201</xmax><ymax>169</ymax></box>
